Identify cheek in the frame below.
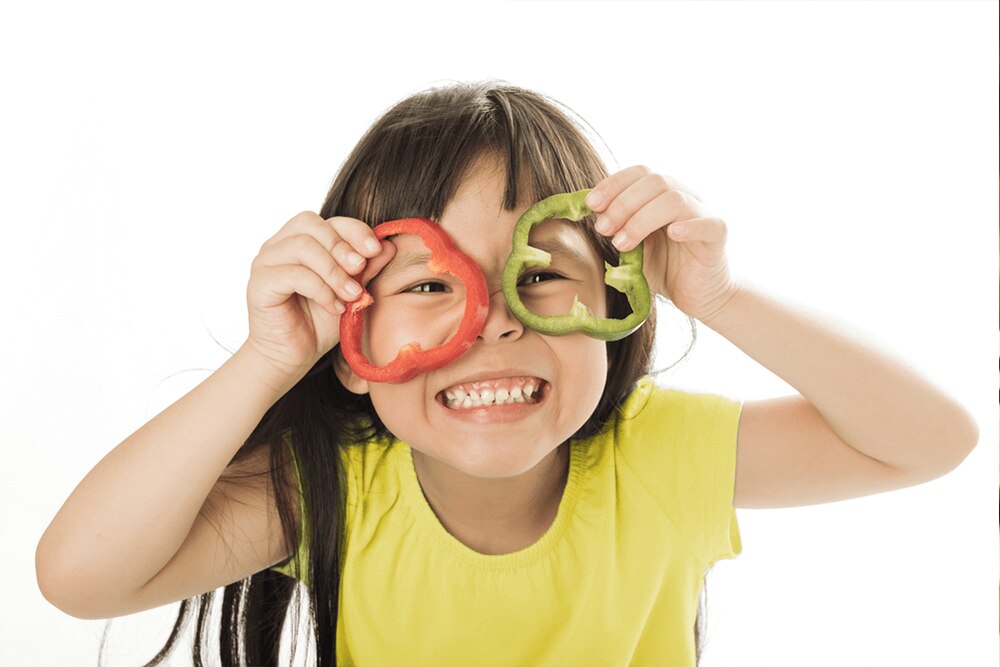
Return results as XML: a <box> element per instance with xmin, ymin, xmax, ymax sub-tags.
<box><xmin>560</xmin><ymin>336</ymin><xmax>609</xmax><ymax>393</ymax></box>
<box><xmin>361</xmin><ymin>310</ymin><xmax>411</xmax><ymax>364</ymax></box>
<box><xmin>561</xmin><ymin>339</ymin><xmax>609</xmax><ymax>431</ymax></box>
<box><xmin>596</xmin><ymin>284</ymin><xmax>609</xmax><ymax>319</ymax></box>
<box><xmin>363</xmin><ymin>298</ymin><xmax>467</xmax><ymax>364</ymax></box>
<box><xmin>368</xmin><ymin>383</ymin><xmax>426</xmax><ymax>438</ymax></box>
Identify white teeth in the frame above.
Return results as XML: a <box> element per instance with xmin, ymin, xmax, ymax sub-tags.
<box><xmin>443</xmin><ymin>381</ymin><xmax>544</xmax><ymax>410</ymax></box>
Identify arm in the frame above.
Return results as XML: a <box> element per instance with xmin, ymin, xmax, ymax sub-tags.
<box><xmin>35</xmin><ymin>342</ymin><xmax>303</xmax><ymax>616</ymax></box>
<box><xmin>705</xmin><ymin>277</ymin><xmax>979</xmax><ymax>507</ymax></box>
<box><xmin>582</xmin><ymin>166</ymin><xmax>978</xmax><ymax>508</ymax></box>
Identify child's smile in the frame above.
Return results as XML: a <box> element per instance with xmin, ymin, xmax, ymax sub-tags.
<box><xmin>438</xmin><ymin>375</ymin><xmax>545</xmax><ymax>409</ymax></box>
<box><xmin>434</xmin><ymin>374</ymin><xmax>550</xmax><ymax>424</ymax></box>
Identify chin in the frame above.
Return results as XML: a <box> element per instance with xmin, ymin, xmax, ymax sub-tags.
<box><xmin>430</xmin><ymin>441</ymin><xmax>556</xmax><ymax>479</ymax></box>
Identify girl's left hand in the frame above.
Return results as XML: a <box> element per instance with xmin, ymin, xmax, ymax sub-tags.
<box><xmin>585</xmin><ymin>165</ymin><xmax>739</xmax><ymax>324</ymax></box>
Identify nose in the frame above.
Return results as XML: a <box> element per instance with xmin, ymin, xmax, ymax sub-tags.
<box><xmin>475</xmin><ymin>285</ymin><xmax>525</xmax><ymax>343</ymax></box>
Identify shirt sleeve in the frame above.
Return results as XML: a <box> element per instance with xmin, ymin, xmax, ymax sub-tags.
<box><xmin>615</xmin><ymin>377</ymin><xmax>744</xmax><ymax>567</ymax></box>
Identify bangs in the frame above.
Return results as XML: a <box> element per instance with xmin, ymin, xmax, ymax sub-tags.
<box><xmin>325</xmin><ymin>82</ymin><xmax>611</xmax><ymax>228</ymax></box>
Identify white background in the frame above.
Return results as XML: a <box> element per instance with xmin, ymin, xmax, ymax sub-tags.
<box><xmin>2</xmin><ymin>1</ymin><xmax>996</xmax><ymax>665</ymax></box>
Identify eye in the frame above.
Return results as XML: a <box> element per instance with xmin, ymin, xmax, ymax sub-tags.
<box><xmin>404</xmin><ymin>281</ymin><xmax>450</xmax><ymax>294</ymax></box>
<box><xmin>518</xmin><ymin>271</ymin><xmax>561</xmax><ymax>287</ymax></box>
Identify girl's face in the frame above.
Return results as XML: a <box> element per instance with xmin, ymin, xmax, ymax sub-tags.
<box><xmin>336</xmin><ymin>158</ymin><xmax>608</xmax><ymax>479</ymax></box>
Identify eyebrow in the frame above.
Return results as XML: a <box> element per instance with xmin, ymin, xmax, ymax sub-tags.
<box><xmin>528</xmin><ymin>237</ymin><xmax>594</xmax><ymax>268</ymax></box>
<box><xmin>371</xmin><ymin>250</ymin><xmax>435</xmax><ymax>285</ymax></box>
<box><xmin>373</xmin><ymin>234</ymin><xmax>594</xmax><ymax>284</ymax></box>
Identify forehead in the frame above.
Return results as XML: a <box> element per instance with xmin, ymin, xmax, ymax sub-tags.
<box><xmin>377</xmin><ymin>157</ymin><xmax>603</xmax><ymax>278</ymax></box>
<box><xmin>385</xmin><ymin>218</ymin><xmax>600</xmax><ymax>276</ymax></box>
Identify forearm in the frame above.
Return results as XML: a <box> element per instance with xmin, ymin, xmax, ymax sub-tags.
<box><xmin>36</xmin><ymin>342</ymin><xmax>302</xmax><ymax>600</ymax></box>
<box><xmin>701</xmin><ymin>277</ymin><xmax>978</xmax><ymax>473</ymax></box>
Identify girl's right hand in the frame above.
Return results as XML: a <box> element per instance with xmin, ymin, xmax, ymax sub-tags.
<box><xmin>244</xmin><ymin>211</ymin><xmax>396</xmax><ymax>380</ymax></box>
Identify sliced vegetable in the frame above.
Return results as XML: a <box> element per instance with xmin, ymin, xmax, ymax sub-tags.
<box><xmin>501</xmin><ymin>189</ymin><xmax>651</xmax><ymax>341</ymax></box>
<box><xmin>339</xmin><ymin>218</ymin><xmax>489</xmax><ymax>383</ymax></box>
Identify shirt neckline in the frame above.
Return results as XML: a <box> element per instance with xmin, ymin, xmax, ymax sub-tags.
<box><xmin>395</xmin><ymin>438</ymin><xmax>587</xmax><ymax>571</ymax></box>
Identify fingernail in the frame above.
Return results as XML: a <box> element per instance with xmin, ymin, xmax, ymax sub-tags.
<box><xmin>347</xmin><ymin>252</ymin><xmax>364</xmax><ymax>267</ymax></box>
<box><xmin>585</xmin><ymin>191</ymin><xmax>604</xmax><ymax>209</ymax></box>
<box><xmin>595</xmin><ymin>216</ymin><xmax>612</xmax><ymax>234</ymax></box>
<box><xmin>612</xmin><ymin>231</ymin><xmax>628</xmax><ymax>250</ymax></box>
<box><xmin>365</xmin><ymin>239</ymin><xmax>381</xmax><ymax>254</ymax></box>
<box><xmin>345</xmin><ymin>281</ymin><xmax>362</xmax><ymax>297</ymax></box>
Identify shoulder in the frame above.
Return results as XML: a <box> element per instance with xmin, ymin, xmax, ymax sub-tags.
<box><xmin>616</xmin><ymin>376</ymin><xmax>742</xmax><ymax>435</ymax></box>
<box><xmin>610</xmin><ymin>376</ymin><xmax>743</xmax><ymax>486</ymax></box>
<box><xmin>610</xmin><ymin>376</ymin><xmax>744</xmax><ymax>564</ymax></box>
<box><xmin>277</xmin><ymin>424</ymin><xmax>390</xmax><ymax>513</ymax></box>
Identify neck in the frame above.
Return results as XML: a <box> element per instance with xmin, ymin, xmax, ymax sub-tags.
<box><xmin>410</xmin><ymin>442</ymin><xmax>571</xmax><ymax>554</ymax></box>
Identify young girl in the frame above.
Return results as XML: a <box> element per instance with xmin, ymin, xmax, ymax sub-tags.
<box><xmin>36</xmin><ymin>81</ymin><xmax>978</xmax><ymax>667</ymax></box>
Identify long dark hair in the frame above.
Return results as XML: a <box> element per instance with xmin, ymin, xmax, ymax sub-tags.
<box><xmin>121</xmin><ymin>79</ymin><xmax>705</xmax><ymax>666</ymax></box>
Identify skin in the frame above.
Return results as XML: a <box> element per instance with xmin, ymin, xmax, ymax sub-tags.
<box><xmin>334</xmin><ymin>156</ymin><xmax>609</xmax><ymax>554</ymax></box>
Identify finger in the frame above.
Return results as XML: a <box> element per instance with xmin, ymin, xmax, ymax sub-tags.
<box><xmin>260</xmin><ymin>211</ymin><xmax>337</xmax><ymax>251</ymax></box>
<box><xmin>328</xmin><ymin>216</ymin><xmax>384</xmax><ymax>259</ymax></box>
<box><xmin>332</xmin><ymin>239</ymin><xmax>369</xmax><ymax>276</ymax></box>
<box><xmin>587</xmin><ymin>167</ymin><xmax>703</xmax><ymax>214</ymax></box>
<box><xmin>254</xmin><ymin>263</ymin><xmax>344</xmax><ymax>318</ymax></box>
<box><xmin>599</xmin><ymin>186</ymin><xmax>709</xmax><ymax>252</ymax></box>
<box><xmin>261</xmin><ymin>214</ymin><xmax>380</xmax><ymax>267</ymax></box>
<box><xmin>607</xmin><ymin>190</ymin><xmax>680</xmax><ymax>252</ymax></box>
<box><xmin>263</xmin><ymin>231</ymin><xmax>366</xmax><ymax>280</ymax></box>
<box><xmin>666</xmin><ymin>216</ymin><xmax>728</xmax><ymax>248</ymax></box>
<box><xmin>585</xmin><ymin>165</ymin><xmax>652</xmax><ymax>215</ymax></box>
<box><xmin>611</xmin><ymin>188</ymin><xmax>708</xmax><ymax>252</ymax></box>
<box><xmin>357</xmin><ymin>238</ymin><xmax>398</xmax><ymax>288</ymax></box>
<box><xmin>594</xmin><ymin>174</ymin><xmax>679</xmax><ymax>240</ymax></box>
<box><xmin>255</xmin><ymin>234</ymin><xmax>365</xmax><ymax>304</ymax></box>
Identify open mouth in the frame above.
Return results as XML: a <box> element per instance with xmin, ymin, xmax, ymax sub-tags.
<box><xmin>436</xmin><ymin>379</ymin><xmax>550</xmax><ymax>410</ymax></box>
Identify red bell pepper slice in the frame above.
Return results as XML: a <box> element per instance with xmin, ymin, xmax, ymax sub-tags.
<box><xmin>339</xmin><ymin>217</ymin><xmax>489</xmax><ymax>383</ymax></box>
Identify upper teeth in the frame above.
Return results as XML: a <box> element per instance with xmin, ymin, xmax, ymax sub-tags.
<box><xmin>443</xmin><ymin>380</ymin><xmax>541</xmax><ymax>409</ymax></box>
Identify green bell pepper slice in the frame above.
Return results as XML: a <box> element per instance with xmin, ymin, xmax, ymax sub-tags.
<box><xmin>501</xmin><ymin>189</ymin><xmax>652</xmax><ymax>342</ymax></box>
